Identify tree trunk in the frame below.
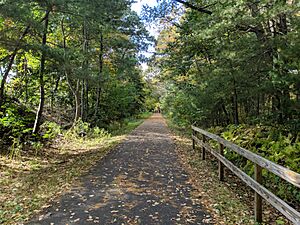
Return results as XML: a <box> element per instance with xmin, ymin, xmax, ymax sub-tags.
<box><xmin>74</xmin><ymin>80</ymin><xmax>81</xmax><ymax>123</ymax></box>
<box><xmin>81</xmin><ymin>80</ymin><xmax>85</xmax><ymax>120</ymax></box>
<box><xmin>0</xmin><ymin>13</ymin><xmax>50</xmax><ymax>108</ymax></box>
<box><xmin>221</xmin><ymin>103</ymin><xmax>230</xmax><ymax>125</ymax></box>
<box><xmin>85</xmin><ymin>80</ymin><xmax>89</xmax><ymax>119</ymax></box>
<box><xmin>94</xmin><ymin>32</ymin><xmax>104</xmax><ymax>118</ymax></box>
<box><xmin>51</xmin><ymin>73</ymin><xmax>60</xmax><ymax>110</ymax></box>
<box><xmin>233</xmin><ymin>79</ymin><xmax>239</xmax><ymax>125</ymax></box>
<box><xmin>0</xmin><ymin>26</ymin><xmax>30</xmax><ymax>108</ymax></box>
<box><xmin>247</xmin><ymin>2</ymin><xmax>266</xmax><ymax>42</ymax></box>
<box><xmin>275</xmin><ymin>94</ymin><xmax>283</xmax><ymax>123</ymax></box>
<box><xmin>256</xmin><ymin>94</ymin><xmax>260</xmax><ymax>117</ymax></box>
<box><xmin>23</xmin><ymin>57</ymin><xmax>29</xmax><ymax>103</ymax></box>
<box><xmin>296</xmin><ymin>81</ymin><xmax>300</xmax><ymax>105</ymax></box>
<box><xmin>81</xmin><ymin>19</ymin><xmax>89</xmax><ymax>121</ymax></box>
<box><xmin>33</xmin><ymin>10</ymin><xmax>50</xmax><ymax>134</ymax></box>
<box><xmin>61</xmin><ymin>17</ymin><xmax>81</xmax><ymax>124</ymax></box>
<box><xmin>66</xmin><ymin>77</ymin><xmax>81</xmax><ymax>124</ymax></box>
<box><xmin>80</xmin><ymin>80</ymin><xmax>89</xmax><ymax>121</ymax></box>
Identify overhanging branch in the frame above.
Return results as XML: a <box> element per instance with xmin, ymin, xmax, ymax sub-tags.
<box><xmin>174</xmin><ymin>0</ymin><xmax>213</xmax><ymax>15</ymax></box>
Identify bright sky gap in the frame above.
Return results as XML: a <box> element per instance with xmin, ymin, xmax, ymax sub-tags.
<box><xmin>131</xmin><ymin>0</ymin><xmax>158</xmax><ymax>71</ymax></box>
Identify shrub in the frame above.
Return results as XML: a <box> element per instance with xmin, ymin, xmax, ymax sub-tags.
<box><xmin>64</xmin><ymin>119</ymin><xmax>110</xmax><ymax>140</ymax></box>
<box><xmin>0</xmin><ymin>104</ymin><xmax>34</xmax><ymax>152</ymax></box>
<box><xmin>210</xmin><ymin>125</ymin><xmax>300</xmax><ymax>204</ymax></box>
<box><xmin>40</xmin><ymin>121</ymin><xmax>61</xmax><ymax>140</ymax></box>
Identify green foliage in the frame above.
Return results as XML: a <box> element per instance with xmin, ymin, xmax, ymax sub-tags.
<box><xmin>8</xmin><ymin>137</ymin><xmax>23</xmax><ymax>159</ymax></box>
<box><xmin>0</xmin><ymin>0</ymin><xmax>154</xmax><ymax>153</ymax></box>
<box><xmin>99</xmin><ymin>80</ymin><xmax>142</xmax><ymax>123</ymax></box>
<box><xmin>108</xmin><ymin>112</ymin><xmax>151</xmax><ymax>136</ymax></box>
<box><xmin>40</xmin><ymin>121</ymin><xmax>61</xmax><ymax>140</ymax></box>
<box><xmin>65</xmin><ymin>119</ymin><xmax>110</xmax><ymax>140</ymax></box>
<box><xmin>151</xmin><ymin>1</ymin><xmax>300</xmax><ymax>205</ymax></box>
<box><xmin>137</xmin><ymin>112</ymin><xmax>152</xmax><ymax>120</ymax></box>
<box><xmin>142</xmin><ymin>79</ymin><xmax>161</xmax><ymax>112</ymax></box>
<box><xmin>276</xmin><ymin>218</ymin><xmax>285</xmax><ymax>225</ymax></box>
<box><xmin>209</xmin><ymin>125</ymin><xmax>300</xmax><ymax>204</ymax></box>
<box><xmin>0</xmin><ymin>103</ymin><xmax>34</xmax><ymax>149</ymax></box>
<box><xmin>153</xmin><ymin>0</ymin><xmax>300</xmax><ymax>131</ymax></box>
<box><xmin>215</xmin><ymin>125</ymin><xmax>300</xmax><ymax>172</ymax></box>
<box><xmin>161</xmin><ymin>84</ymin><xmax>205</xmax><ymax>127</ymax></box>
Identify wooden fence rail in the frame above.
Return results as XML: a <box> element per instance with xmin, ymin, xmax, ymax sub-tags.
<box><xmin>191</xmin><ymin>125</ymin><xmax>300</xmax><ymax>224</ymax></box>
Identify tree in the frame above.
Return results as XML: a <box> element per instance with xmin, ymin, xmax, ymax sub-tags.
<box><xmin>33</xmin><ymin>7</ymin><xmax>51</xmax><ymax>134</ymax></box>
<box><xmin>153</xmin><ymin>0</ymin><xmax>300</xmax><ymax>129</ymax></box>
<box><xmin>0</xmin><ymin>0</ymin><xmax>153</xmax><ymax>142</ymax></box>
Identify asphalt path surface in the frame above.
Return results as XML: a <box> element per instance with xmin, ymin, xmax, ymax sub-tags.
<box><xmin>28</xmin><ymin>114</ymin><xmax>212</xmax><ymax>225</ymax></box>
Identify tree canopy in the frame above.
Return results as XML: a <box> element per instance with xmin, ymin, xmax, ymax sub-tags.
<box><xmin>0</xmin><ymin>0</ymin><xmax>153</xmax><ymax>144</ymax></box>
<box><xmin>150</xmin><ymin>0</ymin><xmax>299</xmax><ymax>131</ymax></box>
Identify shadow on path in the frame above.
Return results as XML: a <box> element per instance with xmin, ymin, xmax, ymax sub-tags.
<box><xmin>28</xmin><ymin>114</ymin><xmax>212</xmax><ymax>225</ymax></box>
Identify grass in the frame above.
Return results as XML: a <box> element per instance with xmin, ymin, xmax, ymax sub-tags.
<box><xmin>0</xmin><ymin>113</ymin><xmax>151</xmax><ymax>225</ymax></box>
<box><xmin>110</xmin><ymin>112</ymin><xmax>152</xmax><ymax>136</ymax></box>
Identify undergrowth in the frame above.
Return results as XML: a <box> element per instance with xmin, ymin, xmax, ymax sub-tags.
<box><xmin>208</xmin><ymin>125</ymin><xmax>300</xmax><ymax>207</ymax></box>
<box><xmin>0</xmin><ymin>112</ymin><xmax>151</xmax><ymax>224</ymax></box>
<box><xmin>167</xmin><ymin>121</ymin><xmax>255</xmax><ymax>224</ymax></box>
<box><xmin>166</xmin><ymin>117</ymin><xmax>298</xmax><ymax>224</ymax></box>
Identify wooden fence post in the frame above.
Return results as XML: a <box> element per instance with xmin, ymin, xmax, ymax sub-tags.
<box><xmin>189</xmin><ymin>125</ymin><xmax>300</xmax><ymax>224</ymax></box>
<box><xmin>192</xmin><ymin>129</ymin><xmax>195</xmax><ymax>150</ymax></box>
<box><xmin>219</xmin><ymin>143</ymin><xmax>224</xmax><ymax>181</ymax></box>
<box><xmin>255</xmin><ymin>164</ymin><xmax>263</xmax><ymax>223</ymax></box>
<box><xmin>202</xmin><ymin>135</ymin><xmax>206</xmax><ymax>160</ymax></box>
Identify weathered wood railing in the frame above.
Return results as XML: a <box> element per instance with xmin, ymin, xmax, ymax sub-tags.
<box><xmin>191</xmin><ymin>125</ymin><xmax>300</xmax><ymax>224</ymax></box>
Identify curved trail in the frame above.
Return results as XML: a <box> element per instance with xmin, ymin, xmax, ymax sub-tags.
<box><xmin>29</xmin><ymin>114</ymin><xmax>211</xmax><ymax>225</ymax></box>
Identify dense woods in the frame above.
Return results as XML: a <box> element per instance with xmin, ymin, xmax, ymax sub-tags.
<box><xmin>146</xmin><ymin>0</ymin><xmax>300</xmax><ymax>211</ymax></box>
<box><xmin>153</xmin><ymin>0</ymin><xmax>299</xmax><ymax>130</ymax></box>
<box><xmin>0</xmin><ymin>0</ymin><xmax>154</xmax><ymax>151</ymax></box>
<box><xmin>0</xmin><ymin>1</ymin><xmax>157</xmax><ymax>223</ymax></box>
<box><xmin>0</xmin><ymin>0</ymin><xmax>299</xmax><ymax>224</ymax></box>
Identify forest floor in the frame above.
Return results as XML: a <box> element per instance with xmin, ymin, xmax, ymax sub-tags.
<box><xmin>168</xmin><ymin>121</ymin><xmax>292</xmax><ymax>225</ymax></box>
<box><xmin>0</xmin><ymin>114</ymin><xmax>148</xmax><ymax>225</ymax></box>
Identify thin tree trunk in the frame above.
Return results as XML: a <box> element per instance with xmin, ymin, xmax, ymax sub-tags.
<box><xmin>66</xmin><ymin>76</ymin><xmax>81</xmax><ymax>124</ymax></box>
<box><xmin>0</xmin><ymin>26</ymin><xmax>30</xmax><ymax>108</ymax></box>
<box><xmin>275</xmin><ymin>94</ymin><xmax>283</xmax><ymax>123</ymax></box>
<box><xmin>256</xmin><ymin>94</ymin><xmax>260</xmax><ymax>116</ymax></box>
<box><xmin>74</xmin><ymin>80</ymin><xmax>81</xmax><ymax>122</ymax></box>
<box><xmin>33</xmin><ymin>10</ymin><xmax>51</xmax><ymax>134</ymax></box>
<box><xmin>80</xmin><ymin>80</ymin><xmax>89</xmax><ymax>121</ymax></box>
<box><xmin>221</xmin><ymin>103</ymin><xmax>230</xmax><ymax>125</ymax></box>
<box><xmin>85</xmin><ymin>80</ymin><xmax>89</xmax><ymax>119</ymax></box>
<box><xmin>61</xmin><ymin>17</ymin><xmax>81</xmax><ymax>124</ymax></box>
<box><xmin>23</xmin><ymin>57</ymin><xmax>29</xmax><ymax>103</ymax></box>
<box><xmin>81</xmin><ymin>19</ymin><xmax>89</xmax><ymax>121</ymax></box>
<box><xmin>51</xmin><ymin>73</ymin><xmax>60</xmax><ymax>110</ymax></box>
<box><xmin>94</xmin><ymin>32</ymin><xmax>104</xmax><ymax>118</ymax></box>
<box><xmin>247</xmin><ymin>2</ymin><xmax>266</xmax><ymax>43</ymax></box>
<box><xmin>233</xmin><ymin>79</ymin><xmax>239</xmax><ymax>125</ymax></box>
<box><xmin>80</xmin><ymin>80</ymin><xmax>86</xmax><ymax>120</ymax></box>
<box><xmin>296</xmin><ymin>81</ymin><xmax>300</xmax><ymax>104</ymax></box>
<box><xmin>0</xmin><ymin>13</ymin><xmax>50</xmax><ymax>108</ymax></box>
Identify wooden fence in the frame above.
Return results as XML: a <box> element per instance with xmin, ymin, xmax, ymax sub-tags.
<box><xmin>191</xmin><ymin>125</ymin><xmax>300</xmax><ymax>224</ymax></box>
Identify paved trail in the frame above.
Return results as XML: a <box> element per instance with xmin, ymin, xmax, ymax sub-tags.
<box><xmin>29</xmin><ymin>114</ymin><xmax>211</xmax><ymax>225</ymax></box>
